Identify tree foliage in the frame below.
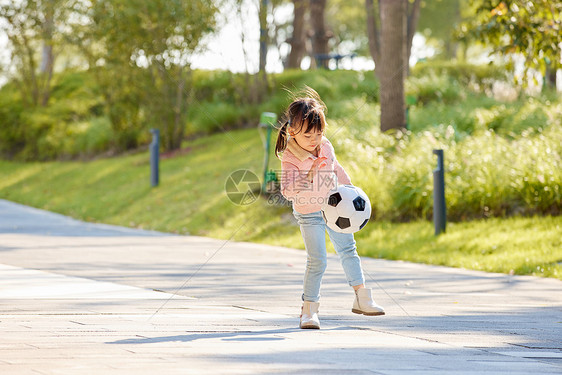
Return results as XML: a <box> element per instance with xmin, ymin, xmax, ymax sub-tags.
<box><xmin>0</xmin><ymin>0</ymin><xmax>74</xmax><ymax>106</ymax></box>
<box><xmin>326</xmin><ymin>0</ymin><xmax>368</xmax><ymax>56</ymax></box>
<box><xmin>68</xmin><ymin>0</ymin><xmax>217</xmax><ymax>151</ymax></box>
<box><xmin>0</xmin><ymin>0</ymin><xmax>217</xmax><ymax>155</ymax></box>
<box><xmin>417</xmin><ymin>0</ymin><xmax>468</xmax><ymax>58</ymax></box>
<box><xmin>458</xmin><ymin>0</ymin><xmax>561</xmax><ymax>85</ymax></box>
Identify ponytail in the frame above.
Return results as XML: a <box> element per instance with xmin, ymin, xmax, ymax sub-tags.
<box><xmin>274</xmin><ymin>121</ymin><xmax>289</xmax><ymax>159</ymax></box>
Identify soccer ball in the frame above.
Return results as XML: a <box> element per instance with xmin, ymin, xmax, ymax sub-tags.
<box><xmin>321</xmin><ymin>185</ymin><xmax>372</xmax><ymax>234</ymax></box>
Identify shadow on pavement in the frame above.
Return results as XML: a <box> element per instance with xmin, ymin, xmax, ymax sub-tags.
<box><xmin>108</xmin><ymin>326</ymin><xmax>358</xmax><ymax>345</ymax></box>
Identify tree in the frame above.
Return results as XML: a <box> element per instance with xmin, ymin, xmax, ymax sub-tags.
<box><xmin>69</xmin><ymin>0</ymin><xmax>217</xmax><ymax>151</ymax></box>
<box><xmin>0</xmin><ymin>0</ymin><xmax>72</xmax><ymax>106</ymax></box>
<box><xmin>285</xmin><ymin>0</ymin><xmax>329</xmax><ymax>70</ymax></box>
<box><xmin>326</xmin><ymin>0</ymin><xmax>369</xmax><ymax>57</ymax></box>
<box><xmin>417</xmin><ymin>0</ymin><xmax>465</xmax><ymax>59</ymax></box>
<box><xmin>137</xmin><ymin>0</ymin><xmax>217</xmax><ymax>151</ymax></box>
<box><xmin>459</xmin><ymin>0</ymin><xmax>561</xmax><ymax>88</ymax></box>
<box><xmin>365</xmin><ymin>0</ymin><xmax>421</xmax><ymax>132</ymax></box>
<box><xmin>310</xmin><ymin>0</ymin><xmax>331</xmax><ymax>68</ymax></box>
<box><xmin>366</xmin><ymin>0</ymin><xmax>419</xmax><ymax>76</ymax></box>
<box><xmin>259</xmin><ymin>0</ymin><xmax>268</xmax><ymax>73</ymax></box>
<box><xmin>286</xmin><ymin>0</ymin><xmax>371</xmax><ymax>69</ymax></box>
<box><xmin>285</xmin><ymin>0</ymin><xmax>380</xmax><ymax>71</ymax></box>
<box><xmin>285</xmin><ymin>0</ymin><xmax>336</xmax><ymax>70</ymax></box>
<box><xmin>379</xmin><ymin>0</ymin><xmax>406</xmax><ymax>132</ymax></box>
<box><xmin>287</xmin><ymin>0</ymin><xmax>307</xmax><ymax>69</ymax></box>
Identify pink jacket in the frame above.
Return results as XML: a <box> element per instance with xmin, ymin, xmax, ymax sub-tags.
<box><xmin>280</xmin><ymin>136</ymin><xmax>352</xmax><ymax>214</ymax></box>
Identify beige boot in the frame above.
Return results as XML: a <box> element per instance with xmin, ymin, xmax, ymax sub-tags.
<box><xmin>352</xmin><ymin>287</ymin><xmax>385</xmax><ymax>316</ymax></box>
<box><xmin>300</xmin><ymin>301</ymin><xmax>320</xmax><ymax>329</ymax></box>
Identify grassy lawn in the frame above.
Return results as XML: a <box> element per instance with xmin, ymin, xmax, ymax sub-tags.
<box><xmin>1</xmin><ymin>127</ymin><xmax>560</xmax><ymax>280</ymax></box>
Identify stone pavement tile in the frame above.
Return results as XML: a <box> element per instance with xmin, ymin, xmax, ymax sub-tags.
<box><xmin>254</xmin><ymin>370</ymin><xmax>385</xmax><ymax>375</ymax></box>
<box><xmin>0</xmin><ymin>264</ymin><xmax>193</xmax><ymax>300</ymax></box>
<box><xmin>0</xmin><ymin>364</ymin><xmax>53</xmax><ymax>375</ymax></box>
<box><xmin>102</xmin><ymin>327</ymin><xmax>505</xmax><ymax>372</ymax></box>
<box><xmin>1</xmin><ymin>200</ymin><xmax>561</xmax><ymax>374</ymax></box>
<box><xmin>488</xmin><ymin>350</ymin><xmax>562</xmax><ymax>362</ymax></box>
<box><xmin>378</xmin><ymin>372</ymin><xmax>554</xmax><ymax>375</ymax></box>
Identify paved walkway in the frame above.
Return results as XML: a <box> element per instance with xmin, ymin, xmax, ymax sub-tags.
<box><xmin>0</xmin><ymin>199</ymin><xmax>561</xmax><ymax>374</ymax></box>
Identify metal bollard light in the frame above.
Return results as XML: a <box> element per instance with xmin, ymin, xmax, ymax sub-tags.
<box><xmin>433</xmin><ymin>149</ymin><xmax>446</xmax><ymax>235</ymax></box>
<box><xmin>150</xmin><ymin>129</ymin><xmax>160</xmax><ymax>187</ymax></box>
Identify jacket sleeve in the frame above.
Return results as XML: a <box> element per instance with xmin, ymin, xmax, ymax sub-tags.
<box><xmin>325</xmin><ymin>140</ymin><xmax>352</xmax><ymax>185</ymax></box>
<box><xmin>334</xmin><ymin>158</ymin><xmax>352</xmax><ymax>185</ymax></box>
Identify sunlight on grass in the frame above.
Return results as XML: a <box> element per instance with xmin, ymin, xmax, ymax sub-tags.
<box><xmin>1</xmin><ymin>128</ymin><xmax>560</xmax><ymax>280</ymax></box>
<box><xmin>357</xmin><ymin>217</ymin><xmax>561</xmax><ymax>278</ymax></box>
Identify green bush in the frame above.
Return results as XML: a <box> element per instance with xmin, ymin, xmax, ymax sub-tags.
<box><xmin>0</xmin><ymin>70</ymin><xmax>106</xmax><ymax>160</ymax></box>
<box><xmin>406</xmin><ymin>71</ymin><xmax>465</xmax><ymax>105</ymax></box>
<box><xmin>410</xmin><ymin>60</ymin><xmax>509</xmax><ymax>92</ymax></box>
<box><xmin>192</xmin><ymin>70</ymin><xmax>245</xmax><ymax>104</ymax></box>
<box><xmin>409</xmin><ymin>94</ymin><xmax>558</xmax><ymax>136</ymax></box>
<box><xmin>188</xmin><ymin>101</ymin><xmax>247</xmax><ymax>134</ymax></box>
<box><xmin>341</xmin><ymin>123</ymin><xmax>561</xmax><ymax>221</ymax></box>
<box><xmin>69</xmin><ymin>117</ymin><xmax>114</xmax><ymax>157</ymax></box>
<box><xmin>0</xmin><ymin>85</ymin><xmax>25</xmax><ymax>158</ymax></box>
<box><xmin>409</xmin><ymin>99</ymin><xmax>484</xmax><ymax>135</ymax></box>
<box><xmin>186</xmin><ymin>69</ymin><xmax>379</xmax><ymax>137</ymax></box>
<box><xmin>274</xmin><ymin>69</ymin><xmax>379</xmax><ymax>104</ymax></box>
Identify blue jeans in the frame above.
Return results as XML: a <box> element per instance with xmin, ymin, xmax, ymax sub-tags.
<box><xmin>293</xmin><ymin>210</ymin><xmax>365</xmax><ymax>302</ymax></box>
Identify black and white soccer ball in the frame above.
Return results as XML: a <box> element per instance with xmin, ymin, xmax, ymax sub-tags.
<box><xmin>321</xmin><ymin>185</ymin><xmax>372</xmax><ymax>234</ymax></box>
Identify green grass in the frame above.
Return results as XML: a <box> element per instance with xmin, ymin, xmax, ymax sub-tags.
<box><xmin>1</xmin><ymin>127</ymin><xmax>560</xmax><ymax>280</ymax></box>
<box><xmin>355</xmin><ymin>217</ymin><xmax>561</xmax><ymax>278</ymax></box>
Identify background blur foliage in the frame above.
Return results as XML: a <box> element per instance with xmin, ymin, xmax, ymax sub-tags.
<box><xmin>1</xmin><ymin>63</ymin><xmax>559</xmax><ymax>222</ymax></box>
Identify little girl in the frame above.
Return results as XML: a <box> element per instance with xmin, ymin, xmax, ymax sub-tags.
<box><xmin>275</xmin><ymin>88</ymin><xmax>385</xmax><ymax>329</ymax></box>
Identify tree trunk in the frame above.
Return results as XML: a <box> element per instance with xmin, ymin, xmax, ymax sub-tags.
<box><xmin>40</xmin><ymin>42</ymin><xmax>54</xmax><ymax>106</ymax></box>
<box><xmin>22</xmin><ymin>33</ymin><xmax>40</xmax><ymax>106</ymax></box>
<box><xmin>258</xmin><ymin>0</ymin><xmax>269</xmax><ymax>97</ymax></box>
<box><xmin>172</xmin><ymin>73</ymin><xmax>185</xmax><ymax>150</ymax></box>
<box><xmin>310</xmin><ymin>0</ymin><xmax>330</xmax><ymax>69</ymax></box>
<box><xmin>40</xmin><ymin>44</ymin><xmax>54</xmax><ymax>75</ymax></box>
<box><xmin>259</xmin><ymin>0</ymin><xmax>268</xmax><ymax>73</ymax></box>
<box><xmin>365</xmin><ymin>0</ymin><xmax>381</xmax><ymax>74</ymax></box>
<box><xmin>405</xmin><ymin>0</ymin><xmax>420</xmax><ymax>76</ymax></box>
<box><xmin>287</xmin><ymin>0</ymin><xmax>306</xmax><ymax>69</ymax></box>
<box><xmin>40</xmin><ymin>0</ymin><xmax>55</xmax><ymax>106</ymax></box>
<box><xmin>379</xmin><ymin>0</ymin><xmax>406</xmax><ymax>132</ymax></box>
<box><xmin>544</xmin><ymin>61</ymin><xmax>558</xmax><ymax>90</ymax></box>
<box><xmin>445</xmin><ymin>3</ymin><xmax>461</xmax><ymax>59</ymax></box>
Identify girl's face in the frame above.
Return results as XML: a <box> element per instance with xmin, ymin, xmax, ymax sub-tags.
<box><xmin>289</xmin><ymin>124</ymin><xmax>323</xmax><ymax>152</ymax></box>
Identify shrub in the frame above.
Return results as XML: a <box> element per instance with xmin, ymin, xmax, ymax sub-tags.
<box><xmin>0</xmin><ymin>70</ymin><xmax>106</xmax><ymax>160</ymax></box>
<box><xmin>0</xmin><ymin>86</ymin><xmax>25</xmax><ymax>158</ymax></box>
<box><xmin>406</xmin><ymin>71</ymin><xmax>465</xmax><ymax>105</ymax></box>
<box><xmin>409</xmin><ymin>94</ymin><xmax>558</xmax><ymax>136</ymax></box>
<box><xmin>411</xmin><ymin>60</ymin><xmax>509</xmax><ymax>92</ymax></box>
<box><xmin>342</xmin><ymin>123</ymin><xmax>561</xmax><ymax>221</ymax></box>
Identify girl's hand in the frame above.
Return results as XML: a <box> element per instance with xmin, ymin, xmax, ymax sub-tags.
<box><xmin>306</xmin><ymin>157</ymin><xmax>328</xmax><ymax>182</ymax></box>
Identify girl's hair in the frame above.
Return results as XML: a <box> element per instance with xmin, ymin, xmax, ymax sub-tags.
<box><xmin>274</xmin><ymin>87</ymin><xmax>327</xmax><ymax>159</ymax></box>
